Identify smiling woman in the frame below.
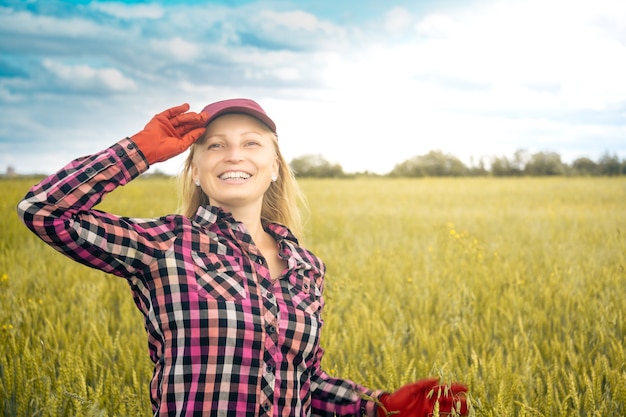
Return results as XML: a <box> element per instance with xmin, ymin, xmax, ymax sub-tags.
<box><xmin>16</xmin><ymin>98</ymin><xmax>468</xmax><ymax>416</ymax></box>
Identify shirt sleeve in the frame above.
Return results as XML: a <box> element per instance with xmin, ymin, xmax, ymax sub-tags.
<box><xmin>308</xmin><ymin>274</ymin><xmax>385</xmax><ymax>417</ymax></box>
<box><xmin>16</xmin><ymin>138</ymin><xmax>175</xmax><ymax>279</ymax></box>
<box><xmin>309</xmin><ymin>343</ymin><xmax>385</xmax><ymax>417</ymax></box>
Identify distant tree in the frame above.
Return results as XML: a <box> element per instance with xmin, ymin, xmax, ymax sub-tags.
<box><xmin>490</xmin><ymin>156</ymin><xmax>520</xmax><ymax>176</ymax></box>
<box><xmin>389</xmin><ymin>150</ymin><xmax>467</xmax><ymax>177</ymax></box>
<box><xmin>490</xmin><ymin>156</ymin><xmax>511</xmax><ymax>176</ymax></box>
<box><xmin>467</xmin><ymin>156</ymin><xmax>489</xmax><ymax>176</ymax></box>
<box><xmin>289</xmin><ymin>154</ymin><xmax>345</xmax><ymax>178</ymax></box>
<box><xmin>571</xmin><ymin>157</ymin><xmax>599</xmax><ymax>176</ymax></box>
<box><xmin>490</xmin><ymin>149</ymin><xmax>528</xmax><ymax>176</ymax></box>
<box><xmin>598</xmin><ymin>152</ymin><xmax>622</xmax><ymax>176</ymax></box>
<box><xmin>147</xmin><ymin>168</ymin><xmax>169</xmax><ymax>177</ymax></box>
<box><xmin>525</xmin><ymin>152</ymin><xmax>565</xmax><ymax>176</ymax></box>
<box><xmin>512</xmin><ymin>149</ymin><xmax>530</xmax><ymax>174</ymax></box>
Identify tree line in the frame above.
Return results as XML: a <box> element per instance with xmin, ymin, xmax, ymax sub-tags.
<box><xmin>290</xmin><ymin>150</ymin><xmax>626</xmax><ymax>177</ymax></box>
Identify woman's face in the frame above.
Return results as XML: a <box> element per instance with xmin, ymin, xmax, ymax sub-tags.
<box><xmin>192</xmin><ymin>113</ymin><xmax>279</xmax><ymax>213</ymax></box>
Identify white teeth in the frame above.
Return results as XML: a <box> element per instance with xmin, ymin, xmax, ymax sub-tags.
<box><xmin>219</xmin><ymin>171</ymin><xmax>251</xmax><ymax>180</ymax></box>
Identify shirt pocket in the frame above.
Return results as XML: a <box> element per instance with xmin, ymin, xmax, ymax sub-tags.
<box><xmin>287</xmin><ymin>273</ymin><xmax>322</xmax><ymax>316</ymax></box>
<box><xmin>191</xmin><ymin>251</ymin><xmax>247</xmax><ymax>301</ymax></box>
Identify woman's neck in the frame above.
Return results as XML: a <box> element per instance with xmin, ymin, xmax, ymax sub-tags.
<box><xmin>225</xmin><ymin>204</ymin><xmax>266</xmax><ymax>244</ymax></box>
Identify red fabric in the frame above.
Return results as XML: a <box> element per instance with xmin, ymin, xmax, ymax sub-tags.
<box><xmin>131</xmin><ymin>103</ymin><xmax>208</xmax><ymax>165</ymax></box>
<box><xmin>378</xmin><ymin>378</ymin><xmax>468</xmax><ymax>417</ymax></box>
<box><xmin>200</xmin><ymin>98</ymin><xmax>277</xmax><ymax>133</ymax></box>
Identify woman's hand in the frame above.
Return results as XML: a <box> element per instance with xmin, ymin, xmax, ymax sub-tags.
<box><xmin>131</xmin><ymin>103</ymin><xmax>209</xmax><ymax>165</ymax></box>
<box><xmin>377</xmin><ymin>378</ymin><xmax>468</xmax><ymax>417</ymax></box>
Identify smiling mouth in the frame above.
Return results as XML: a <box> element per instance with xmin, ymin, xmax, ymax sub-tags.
<box><xmin>219</xmin><ymin>171</ymin><xmax>252</xmax><ymax>181</ymax></box>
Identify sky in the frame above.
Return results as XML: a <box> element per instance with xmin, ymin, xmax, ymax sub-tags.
<box><xmin>1</xmin><ymin>0</ymin><xmax>625</xmax><ymax>175</ymax></box>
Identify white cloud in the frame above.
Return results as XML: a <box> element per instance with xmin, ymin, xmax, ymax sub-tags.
<box><xmin>415</xmin><ymin>13</ymin><xmax>455</xmax><ymax>38</ymax></box>
<box><xmin>1</xmin><ymin>0</ymin><xmax>625</xmax><ymax>176</ymax></box>
<box><xmin>263</xmin><ymin>10</ymin><xmax>319</xmax><ymax>31</ymax></box>
<box><xmin>269</xmin><ymin>0</ymin><xmax>626</xmax><ymax>172</ymax></box>
<box><xmin>384</xmin><ymin>7</ymin><xmax>413</xmax><ymax>33</ymax></box>
<box><xmin>42</xmin><ymin>60</ymin><xmax>137</xmax><ymax>91</ymax></box>
<box><xmin>246</xmin><ymin>8</ymin><xmax>349</xmax><ymax>50</ymax></box>
<box><xmin>244</xmin><ymin>66</ymin><xmax>302</xmax><ymax>82</ymax></box>
<box><xmin>407</xmin><ymin>0</ymin><xmax>626</xmax><ymax>110</ymax></box>
<box><xmin>89</xmin><ymin>1</ymin><xmax>164</xmax><ymax>19</ymax></box>
<box><xmin>259</xmin><ymin>10</ymin><xmax>336</xmax><ymax>33</ymax></box>
<box><xmin>324</xmin><ymin>0</ymin><xmax>626</xmax><ymax>115</ymax></box>
<box><xmin>0</xmin><ymin>7</ymin><xmax>128</xmax><ymax>38</ymax></box>
<box><xmin>151</xmin><ymin>37</ymin><xmax>200</xmax><ymax>61</ymax></box>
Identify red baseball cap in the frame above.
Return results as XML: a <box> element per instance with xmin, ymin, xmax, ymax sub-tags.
<box><xmin>201</xmin><ymin>98</ymin><xmax>277</xmax><ymax>133</ymax></box>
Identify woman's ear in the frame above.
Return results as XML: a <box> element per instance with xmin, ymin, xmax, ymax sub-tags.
<box><xmin>272</xmin><ymin>158</ymin><xmax>280</xmax><ymax>182</ymax></box>
<box><xmin>192</xmin><ymin>164</ymin><xmax>199</xmax><ymax>185</ymax></box>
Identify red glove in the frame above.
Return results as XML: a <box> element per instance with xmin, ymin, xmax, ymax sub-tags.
<box><xmin>131</xmin><ymin>103</ymin><xmax>209</xmax><ymax>165</ymax></box>
<box><xmin>377</xmin><ymin>378</ymin><xmax>468</xmax><ymax>417</ymax></box>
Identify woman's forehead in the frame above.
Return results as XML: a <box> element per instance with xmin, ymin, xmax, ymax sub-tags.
<box><xmin>205</xmin><ymin>112</ymin><xmax>272</xmax><ymax>133</ymax></box>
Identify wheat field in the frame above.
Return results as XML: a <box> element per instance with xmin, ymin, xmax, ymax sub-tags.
<box><xmin>1</xmin><ymin>176</ymin><xmax>625</xmax><ymax>416</ymax></box>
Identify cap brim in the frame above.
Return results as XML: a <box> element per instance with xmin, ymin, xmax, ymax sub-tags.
<box><xmin>201</xmin><ymin>99</ymin><xmax>277</xmax><ymax>133</ymax></box>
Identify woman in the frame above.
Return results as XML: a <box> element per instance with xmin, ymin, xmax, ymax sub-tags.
<box><xmin>17</xmin><ymin>99</ymin><xmax>468</xmax><ymax>416</ymax></box>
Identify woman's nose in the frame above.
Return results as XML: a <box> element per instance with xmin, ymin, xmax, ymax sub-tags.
<box><xmin>224</xmin><ymin>146</ymin><xmax>244</xmax><ymax>161</ymax></box>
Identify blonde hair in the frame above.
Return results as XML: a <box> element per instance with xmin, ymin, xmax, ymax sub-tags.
<box><xmin>178</xmin><ymin>125</ymin><xmax>308</xmax><ymax>241</ymax></box>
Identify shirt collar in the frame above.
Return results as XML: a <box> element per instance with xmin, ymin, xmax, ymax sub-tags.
<box><xmin>192</xmin><ymin>205</ymin><xmax>299</xmax><ymax>245</ymax></box>
<box><xmin>192</xmin><ymin>205</ymin><xmax>233</xmax><ymax>228</ymax></box>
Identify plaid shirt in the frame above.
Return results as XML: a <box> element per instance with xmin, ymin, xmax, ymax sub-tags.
<box><xmin>17</xmin><ymin>138</ymin><xmax>382</xmax><ymax>417</ymax></box>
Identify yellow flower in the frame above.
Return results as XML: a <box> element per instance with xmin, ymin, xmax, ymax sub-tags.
<box><xmin>0</xmin><ymin>273</ymin><xmax>7</xmax><ymax>283</ymax></box>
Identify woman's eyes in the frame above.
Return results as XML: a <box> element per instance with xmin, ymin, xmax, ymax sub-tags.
<box><xmin>207</xmin><ymin>141</ymin><xmax>260</xmax><ymax>149</ymax></box>
<box><xmin>206</xmin><ymin>139</ymin><xmax>261</xmax><ymax>149</ymax></box>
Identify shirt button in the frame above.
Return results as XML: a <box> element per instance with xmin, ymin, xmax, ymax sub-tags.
<box><xmin>266</xmin><ymin>292</ymin><xmax>274</xmax><ymax>299</ymax></box>
<box><xmin>257</xmin><ymin>258</ymin><xmax>264</xmax><ymax>264</ymax></box>
<box><xmin>116</xmin><ymin>149</ymin><xmax>125</xmax><ymax>157</ymax></box>
<box><xmin>263</xmin><ymin>403</ymin><xmax>271</xmax><ymax>411</ymax></box>
<box><xmin>267</xmin><ymin>365</ymin><xmax>274</xmax><ymax>373</ymax></box>
<box><xmin>266</xmin><ymin>324</ymin><xmax>275</xmax><ymax>334</ymax></box>
<box><xmin>85</xmin><ymin>167</ymin><xmax>95</xmax><ymax>174</ymax></box>
<box><xmin>126</xmin><ymin>143</ymin><xmax>135</xmax><ymax>149</ymax></box>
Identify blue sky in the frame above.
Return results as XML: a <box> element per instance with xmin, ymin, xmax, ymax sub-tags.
<box><xmin>1</xmin><ymin>0</ymin><xmax>625</xmax><ymax>175</ymax></box>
